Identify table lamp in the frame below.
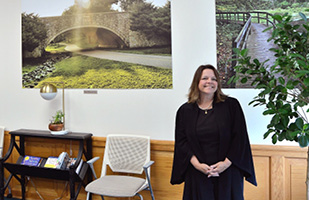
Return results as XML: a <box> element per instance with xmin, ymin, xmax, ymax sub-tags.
<box><xmin>40</xmin><ymin>82</ymin><xmax>67</xmax><ymax>135</ymax></box>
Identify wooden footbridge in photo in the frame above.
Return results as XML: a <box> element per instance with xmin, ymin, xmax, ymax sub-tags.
<box><xmin>216</xmin><ymin>11</ymin><xmax>278</xmax><ymax>88</ymax></box>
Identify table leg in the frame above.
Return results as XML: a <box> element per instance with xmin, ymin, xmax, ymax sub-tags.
<box><xmin>69</xmin><ymin>169</ymin><xmax>75</xmax><ymax>200</ymax></box>
<box><xmin>86</xmin><ymin>138</ymin><xmax>92</xmax><ymax>200</ymax></box>
<box><xmin>21</xmin><ymin>176</ymin><xmax>25</xmax><ymax>200</ymax></box>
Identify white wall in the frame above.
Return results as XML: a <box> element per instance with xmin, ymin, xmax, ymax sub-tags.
<box><xmin>0</xmin><ymin>0</ymin><xmax>289</xmax><ymax>145</ymax></box>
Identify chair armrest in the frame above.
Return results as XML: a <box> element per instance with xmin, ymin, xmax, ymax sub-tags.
<box><xmin>143</xmin><ymin>160</ymin><xmax>154</xmax><ymax>169</ymax></box>
<box><xmin>87</xmin><ymin>156</ymin><xmax>100</xmax><ymax>164</ymax></box>
<box><xmin>143</xmin><ymin>160</ymin><xmax>155</xmax><ymax>199</ymax></box>
<box><xmin>87</xmin><ymin>157</ymin><xmax>100</xmax><ymax>179</ymax></box>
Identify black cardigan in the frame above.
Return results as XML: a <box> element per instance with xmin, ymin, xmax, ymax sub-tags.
<box><xmin>170</xmin><ymin>97</ymin><xmax>257</xmax><ymax>186</ymax></box>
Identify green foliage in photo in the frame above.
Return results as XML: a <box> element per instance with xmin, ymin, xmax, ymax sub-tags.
<box><xmin>130</xmin><ymin>1</ymin><xmax>171</xmax><ymax>44</ymax></box>
<box><xmin>22</xmin><ymin>13</ymin><xmax>47</xmax><ymax>53</ymax></box>
<box><xmin>45</xmin><ymin>44</ymin><xmax>67</xmax><ymax>53</ymax></box>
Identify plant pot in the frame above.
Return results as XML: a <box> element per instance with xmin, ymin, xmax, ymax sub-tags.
<box><xmin>49</xmin><ymin>123</ymin><xmax>64</xmax><ymax>131</ymax></box>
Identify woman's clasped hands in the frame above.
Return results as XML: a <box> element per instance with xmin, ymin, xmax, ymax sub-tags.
<box><xmin>202</xmin><ymin>163</ymin><xmax>220</xmax><ymax>177</ymax></box>
<box><xmin>191</xmin><ymin>156</ymin><xmax>232</xmax><ymax>178</ymax></box>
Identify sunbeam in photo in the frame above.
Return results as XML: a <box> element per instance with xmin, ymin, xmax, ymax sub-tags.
<box><xmin>76</xmin><ymin>0</ymin><xmax>90</xmax><ymax>9</ymax></box>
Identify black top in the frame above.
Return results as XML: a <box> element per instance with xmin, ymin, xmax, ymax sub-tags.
<box><xmin>196</xmin><ymin>108</ymin><xmax>219</xmax><ymax>165</ymax></box>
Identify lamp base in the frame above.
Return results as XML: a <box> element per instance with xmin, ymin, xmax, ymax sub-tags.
<box><xmin>50</xmin><ymin>130</ymin><xmax>69</xmax><ymax>135</ymax></box>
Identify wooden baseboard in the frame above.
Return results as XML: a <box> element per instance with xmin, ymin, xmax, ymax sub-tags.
<box><xmin>2</xmin><ymin>132</ymin><xmax>308</xmax><ymax>200</ymax></box>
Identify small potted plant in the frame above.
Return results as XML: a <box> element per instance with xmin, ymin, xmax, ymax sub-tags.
<box><xmin>49</xmin><ymin>110</ymin><xmax>64</xmax><ymax>131</ymax></box>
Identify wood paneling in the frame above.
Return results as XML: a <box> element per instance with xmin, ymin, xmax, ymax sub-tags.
<box><xmin>244</xmin><ymin>156</ymin><xmax>270</xmax><ymax>200</ymax></box>
<box><xmin>2</xmin><ymin>131</ymin><xmax>308</xmax><ymax>200</ymax></box>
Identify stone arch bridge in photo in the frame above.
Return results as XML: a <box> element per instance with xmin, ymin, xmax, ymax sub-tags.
<box><xmin>40</xmin><ymin>12</ymin><xmax>165</xmax><ymax>50</ymax></box>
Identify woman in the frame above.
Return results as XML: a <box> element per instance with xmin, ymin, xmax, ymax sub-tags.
<box><xmin>171</xmin><ymin>65</ymin><xmax>257</xmax><ymax>200</ymax></box>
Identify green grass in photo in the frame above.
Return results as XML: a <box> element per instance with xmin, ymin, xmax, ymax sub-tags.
<box><xmin>35</xmin><ymin>55</ymin><xmax>172</xmax><ymax>89</ymax></box>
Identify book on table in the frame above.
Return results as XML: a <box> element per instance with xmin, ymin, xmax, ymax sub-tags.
<box><xmin>44</xmin><ymin>156</ymin><xmax>58</xmax><ymax>168</ymax></box>
<box><xmin>56</xmin><ymin>152</ymin><xmax>70</xmax><ymax>169</ymax></box>
<box><xmin>21</xmin><ymin>155</ymin><xmax>41</xmax><ymax>166</ymax></box>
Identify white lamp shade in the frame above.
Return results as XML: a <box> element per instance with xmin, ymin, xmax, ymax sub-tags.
<box><xmin>40</xmin><ymin>92</ymin><xmax>57</xmax><ymax>100</ymax></box>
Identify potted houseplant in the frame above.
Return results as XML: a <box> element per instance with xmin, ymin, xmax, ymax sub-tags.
<box><xmin>229</xmin><ymin>12</ymin><xmax>308</xmax><ymax>198</ymax></box>
<box><xmin>49</xmin><ymin>110</ymin><xmax>64</xmax><ymax>131</ymax></box>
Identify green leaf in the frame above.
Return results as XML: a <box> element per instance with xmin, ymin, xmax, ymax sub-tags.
<box><xmin>298</xmin><ymin>135</ymin><xmax>309</xmax><ymax>148</ymax></box>
<box><xmin>275</xmin><ymin>123</ymin><xmax>286</xmax><ymax>130</ymax></box>
<box><xmin>269</xmin><ymin>79</ymin><xmax>276</xmax><ymax>88</ymax></box>
<box><xmin>262</xmin><ymin>87</ymin><xmax>272</xmax><ymax>95</ymax></box>
<box><xmin>290</xmin><ymin>53</ymin><xmax>306</xmax><ymax>60</ymax></box>
<box><xmin>263</xmin><ymin>26</ymin><xmax>273</xmax><ymax>32</ymax></box>
<box><xmin>264</xmin><ymin>129</ymin><xmax>274</xmax><ymax>139</ymax></box>
<box><xmin>269</xmin><ymin>92</ymin><xmax>276</xmax><ymax>101</ymax></box>
<box><xmin>295</xmin><ymin>118</ymin><xmax>304</xmax><ymax>130</ymax></box>
<box><xmin>249</xmin><ymin>99</ymin><xmax>266</xmax><ymax>106</ymax></box>
<box><xmin>272</xmin><ymin>27</ymin><xmax>280</xmax><ymax>38</ymax></box>
<box><xmin>286</xmin><ymin>80</ymin><xmax>294</xmax><ymax>89</ymax></box>
<box><xmin>281</xmin><ymin>115</ymin><xmax>289</xmax><ymax>127</ymax></box>
<box><xmin>277</xmin><ymin>108</ymin><xmax>288</xmax><ymax>114</ymax></box>
<box><xmin>273</xmin><ymin>15</ymin><xmax>283</xmax><ymax>22</ymax></box>
<box><xmin>299</xmin><ymin>12</ymin><xmax>307</xmax><ymax>22</ymax></box>
<box><xmin>286</xmin><ymin>130</ymin><xmax>298</xmax><ymax>140</ymax></box>
<box><xmin>295</xmin><ymin>70</ymin><xmax>309</xmax><ymax>75</ymax></box>
<box><xmin>227</xmin><ymin>76</ymin><xmax>235</xmax><ymax>85</ymax></box>
<box><xmin>293</xmin><ymin>80</ymin><xmax>300</xmax><ymax>87</ymax></box>
<box><xmin>233</xmin><ymin>48</ymin><xmax>240</xmax><ymax>54</ymax></box>
<box><xmin>267</xmin><ymin>101</ymin><xmax>275</xmax><ymax>109</ymax></box>
<box><xmin>297</xmin><ymin>60</ymin><xmax>307</xmax><ymax>68</ymax></box>
<box><xmin>304</xmin><ymin>77</ymin><xmax>309</xmax><ymax>86</ymax></box>
<box><xmin>253</xmin><ymin>59</ymin><xmax>260</xmax><ymax>66</ymax></box>
<box><xmin>278</xmin><ymin>131</ymin><xmax>286</xmax><ymax>141</ymax></box>
<box><xmin>302</xmin><ymin>89</ymin><xmax>309</xmax><ymax>98</ymax></box>
<box><xmin>285</xmin><ymin>15</ymin><xmax>292</xmax><ymax>22</ymax></box>
<box><xmin>304</xmin><ymin>124</ymin><xmax>309</xmax><ymax>131</ymax></box>
<box><xmin>278</xmin><ymin>77</ymin><xmax>285</xmax><ymax>85</ymax></box>
<box><xmin>291</xmin><ymin>130</ymin><xmax>300</xmax><ymax>137</ymax></box>
<box><xmin>240</xmin><ymin>49</ymin><xmax>248</xmax><ymax>57</ymax></box>
<box><xmin>240</xmin><ymin>77</ymin><xmax>247</xmax><ymax>83</ymax></box>
<box><xmin>263</xmin><ymin>109</ymin><xmax>276</xmax><ymax>115</ymax></box>
<box><xmin>272</xmin><ymin>134</ymin><xmax>278</xmax><ymax>144</ymax></box>
<box><xmin>276</xmin><ymin>101</ymin><xmax>283</xmax><ymax>109</ymax></box>
<box><xmin>256</xmin><ymin>84</ymin><xmax>267</xmax><ymax>89</ymax></box>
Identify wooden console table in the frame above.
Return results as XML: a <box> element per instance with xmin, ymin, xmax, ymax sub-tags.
<box><xmin>0</xmin><ymin>129</ymin><xmax>93</xmax><ymax>200</ymax></box>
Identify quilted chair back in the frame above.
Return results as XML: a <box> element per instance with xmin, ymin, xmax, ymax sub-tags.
<box><xmin>101</xmin><ymin>134</ymin><xmax>150</xmax><ymax>176</ymax></box>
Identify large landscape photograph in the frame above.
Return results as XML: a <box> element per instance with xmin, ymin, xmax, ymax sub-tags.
<box><xmin>216</xmin><ymin>0</ymin><xmax>308</xmax><ymax>88</ymax></box>
<box><xmin>22</xmin><ymin>0</ymin><xmax>172</xmax><ymax>89</ymax></box>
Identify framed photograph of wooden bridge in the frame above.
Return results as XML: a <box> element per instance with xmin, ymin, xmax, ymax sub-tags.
<box><xmin>21</xmin><ymin>0</ymin><xmax>172</xmax><ymax>89</ymax></box>
<box><xmin>215</xmin><ymin>0</ymin><xmax>308</xmax><ymax>88</ymax></box>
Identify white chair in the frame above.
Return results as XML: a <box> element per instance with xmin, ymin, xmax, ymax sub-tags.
<box><xmin>86</xmin><ymin>134</ymin><xmax>155</xmax><ymax>200</ymax></box>
<box><xmin>0</xmin><ymin>126</ymin><xmax>4</xmax><ymax>158</ymax></box>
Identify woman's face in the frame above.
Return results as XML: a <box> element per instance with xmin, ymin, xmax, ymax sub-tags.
<box><xmin>198</xmin><ymin>69</ymin><xmax>218</xmax><ymax>97</ymax></box>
